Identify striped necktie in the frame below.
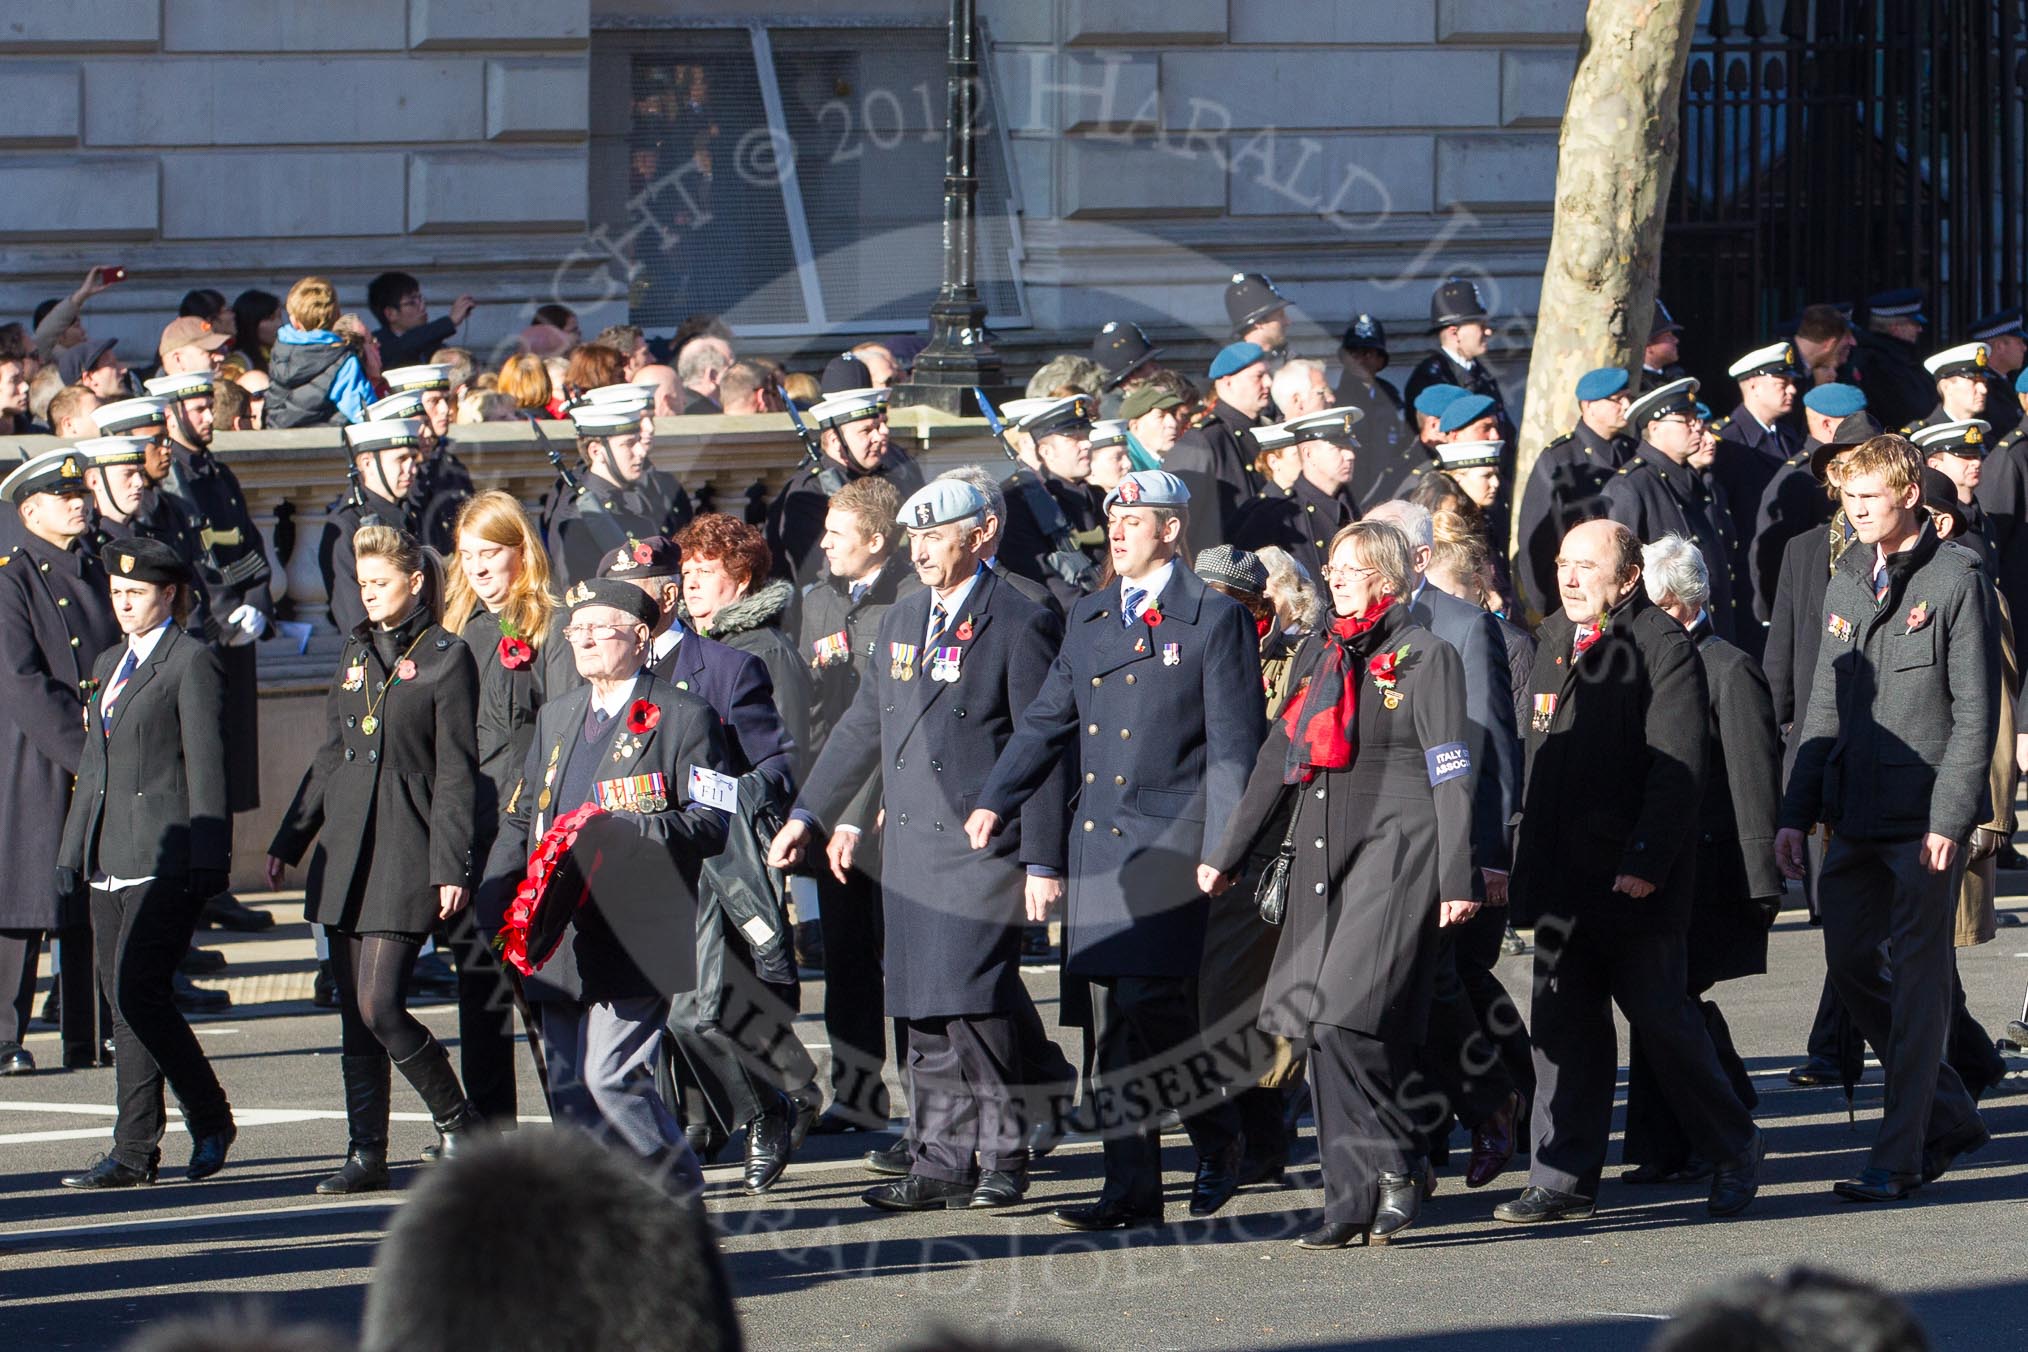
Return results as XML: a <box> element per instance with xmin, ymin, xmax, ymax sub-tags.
<box><xmin>101</xmin><ymin>648</ymin><xmax>140</xmax><ymax>730</ymax></box>
<box><xmin>1122</xmin><ymin>586</ymin><xmax>1147</xmax><ymax>628</ymax></box>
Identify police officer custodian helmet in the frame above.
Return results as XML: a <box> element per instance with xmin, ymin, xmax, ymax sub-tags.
<box><xmin>1090</xmin><ymin>321</ymin><xmax>1164</xmax><ymax>388</ymax></box>
<box><xmin>1341</xmin><ymin>313</ymin><xmax>1388</xmax><ymax>356</ymax></box>
<box><xmin>1</xmin><ymin>448</ymin><xmax>92</xmax><ymax>503</ymax></box>
<box><xmin>1429</xmin><ymin>277</ymin><xmax>1489</xmax><ymax>331</ymax></box>
<box><xmin>1626</xmin><ymin>377</ymin><xmax>1702</xmax><ymax>433</ymax></box>
<box><xmin>99</xmin><ymin>534</ymin><xmax>191</xmax><ymax>586</ymax></box>
<box><xmin>1225</xmin><ymin>274</ymin><xmax>1289</xmax><ymax>334</ymax></box>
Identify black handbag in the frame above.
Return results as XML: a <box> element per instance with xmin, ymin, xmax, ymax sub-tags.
<box><xmin>1254</xmin><ymin>794</ymin><xmax>1303</xmax><ymax>926</ymax></box>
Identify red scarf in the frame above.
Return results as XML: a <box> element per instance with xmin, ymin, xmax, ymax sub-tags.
<box><xmin>1280</xmin><ymin>595</ymin><xmax>1396</xmax><ymax>783</ymax></box>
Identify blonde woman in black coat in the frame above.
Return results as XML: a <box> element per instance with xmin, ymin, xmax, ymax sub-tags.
<box><xmin>268</xmin><ymin>524</ymin><xmax>482</xmax><ymax>1195</ymax></box>
<box><xmin>1204</xmin><ymin>521</ymin><xmax>1477</xmax><ymax>1250</ymax></box>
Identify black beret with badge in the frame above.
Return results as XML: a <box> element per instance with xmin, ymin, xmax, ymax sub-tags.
<box><xmin>597</xmin><ymin>535</ymin><xmax>681</xmax><ymax>581</ymax></box>
<box><xmin>563</xmin><ymin>578</ymin><xmax>661</xmax><ymax>627</ymax></box>
<box><xmin>100</xmin><ymin>535</ymin><xmax>191</xmax><ymax>586</ymax></box>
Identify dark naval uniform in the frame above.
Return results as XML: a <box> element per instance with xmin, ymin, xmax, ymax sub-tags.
<box><xmin>1708</xmin><ymin>407</ymin><xmax>1797</xmax><ymax>543</ymax></box>
<box><xmin>319</xmin><ymin>488</ymin><xmax>417</xmax><ymax>637</ymax></box>
<box><xmin>1402</xmin><ymin>350</ymin><xmax>1510</xmax><ymax>441</ymax></box>
<box><xmin>998</xmin><ymin>469</ymin><xmax>1105</xmax><ymax>611</ymax></box>
<box><xmin>1164</xmin><ymin>403</ymin><xmax>1261</xmax><ymax>556</ymax></box>
<box><xmin>1848</xmin><ymin>330</ymin><xmax>1933</xmax><ymax>432</ymax></box>
<box><xmin>1975</xmin><ymin>423</ymin><xmax>2028</xmax><ymax>656</ymax></box>
<box><xmin>1602</xmin><ymin>446</ymin><xmax>1745</xmax><ymax>644</ymax></box>
<box><xmin>1336</xmin><ymin>369</ymin><xmax>1412</xmax><ymax>509</ymax></box>
<box><xmin>979</xmin><ymin>563</ymin><xmax>1266</xmax><ymax>1216</ymax></box>
<box><xmin>1231</xmin><ymin>474</ymin><xmax>1360</xmax><ymax>584</ymax></box>
<box><xmin>1750</xmin><ymin>445</ymin><xmax>1835</xmax><ymax>623</ymax></box>
<box><xmin>796</xmin><ymin>566</ymin><xmax>1068</xmax><ymax>1188</ymax></box>
<box><xmin>1515</xmin><ymin>423</ymin><xmax>1629</xmax><ymax>617</ymax></box>
<box><xmin>766</xmin><ymin>453</ymin><xmax>926</xmax><ymax>589</ymax></box>
<box><xmin>549</xmin><ymin>472</ymin><xmax>689</xmax><ymax>588</ymax></box>
<box><xmin>0</xmin><ymin>528</ymin><xmax>120</xmax><ymax>1061</ymax></box>
<box><xmin>406</xmin><ymin>442</ymin><xmax>477</xmax><ymax>556</ymax></box>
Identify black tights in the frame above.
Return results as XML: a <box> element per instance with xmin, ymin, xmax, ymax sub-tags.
<box><xmin>330</xmin><ymin>932</ymin><xmax>429</xmax><ymax>1062</ymax></box>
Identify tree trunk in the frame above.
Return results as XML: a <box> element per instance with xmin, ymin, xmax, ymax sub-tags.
<box><xmin>1514</xmin><ymin>0</ymin><xmax>1700</xmax><ymax>522</ymax></box>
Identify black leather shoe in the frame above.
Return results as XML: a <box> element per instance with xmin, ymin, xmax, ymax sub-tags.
<box><xmin>315</xmin><ymin>1148</ymin><xmax>391</xmax><ymax>1195</ymax></box>
<box><xmin>743</xmin><ymin>1094</ymin><xmax>794</xmax><ymax>1194</ymax></box>
<box><xmin>0</xmin><ymin>1042</ymin><xmax>34</xmax><ymax>1075</ymax></box>
<box><xmin>1371</xmin><ymin>1169</ymin><xmax>1424</xmax><ymax>1243</ymax></box>
<box><xmin>1707</xmin><ymin>1129</ymin><xmax>1763</xmax><ymax>1217</ymax></box>
<box><xmin>1833</xmin><ymin>1167</ymin><xmax>1919</xmax><ymax>1203</ymax></box>
<box><xmin>1786</xmin><ymin>1056</ymin><xmax>1841</xmax><ymax>1087</ymax></box>
<box><xmin>1493</xmin><ymin>1185</ymin><xmax>1595</xmax><ymax>1224</ymax></box>
<box><xmin>1238</xmin><ymin>1151</ymin><xmax>1287</xmax><ymax>1188</ymax></box>
<box><xmin>969</xmin><ymin>1169</ymin><xmax>1029</xmax><ymax>1208</ymax></box>
<box><xmin>179</xmin><ymin>946</ymin><xmax>228</xmax><ymax>975</ymax></box>
<box><xmin>173</xmin><ymin>973</ymin><xmax>230</xmax><ymax>1014</ymax></box>
<box><xmin>1188</xmin><ymin>1139</ymin><xmax>1245</xmax><ymax>1217</ymax></box>
<box><xmin>1051</xmin><ymin>1198</ymin><xmax>1164</xmax><ymax>1231</ymax></box>
<box><xmin>201</xmin><ymin>893</ymin><xmax>274</xmax><ymax>932</ymax></box>
<box><xmin>789</xmin><ymin>1091</ymin><xmax>819</xmax><ymax>1150</ymax></box>
<box><xmin>1921</xmin><ymin>1115</ymin><xmax>1991</xmax><ymax>1184</ymax></box>
<box><xmin>1500</xmin><ymin>926</ymin><xmax>1530</xmax><ymax>956</ymax></box>
<box><xmin>408</xmin><ymin>951</ymin><xmax>458</xmax><ymax>1000</ymax></box>
<box><xmin>187</xmin><ymin>1123</ymin><xmax>236</xmax><ymax>1181</ymax></box>
<box><xmin>1622</xmin><ymin>1156</ymin><xmax>1712</xmax><ymax>1185</ymax></box>
<box><xmin>864</xmin><ymin>1174</ymin><xmax>973</xmax><ymax>1211</ymax></box>
<box><xmin>1294</xmin><ymin>1221</ymin><xmax>1367</xmax><ymax>1250</ymax></box>
<box><xmin>865</xmin><ymin>1142</ymin><xmax>913</xmax><ymax>1176</ymax></box>
<box><xmin>62</xmin><ymin>1153</ymin><xmax>158</xmax><ymax>1189</ymax></box>
<box><xmin>61</xmin><ymin>1044</ymin><xmax>100</xmax><ymax>1071</ymax></box>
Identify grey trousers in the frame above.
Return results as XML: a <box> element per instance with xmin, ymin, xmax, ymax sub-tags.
<box><xmin>1818</xmin><ymin>835</ymin><xmax>1982</xmax><ymax>1178</ymax></box>
<box><xmin>539</xmin><ymin>996</ymin><xmax>702</xmax><ymax>1192</ymax></box>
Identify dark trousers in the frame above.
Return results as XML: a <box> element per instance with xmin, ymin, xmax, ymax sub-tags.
<box><xmin>1528</xmin><ymin>919</ymin><xmax>1756</xmax><ymax>1197</ymax></box>
<box><xmin>439</xmin><ymin>910</ymin><xmax>518</xmax><ymax>1122</ymax></box>
<box><xmin>36</xmin><ymin>925</ymin><xmax>103</xmax><ymax>1060</ymax></box>
<box><xmin>1455</xmin><ymin>903</ymin><xmax>1535</xmax><ymax>1109</ymax></box>
<box><xmin>1624</xmin><ymin>997</ymin><xmax>1755</xmax><ymax>1167</ymax></box>
<box><xmin>817</xmin><ymin>867</ymin><xmax>891</xmax><ymax>1120</ymax></box>
<box><xmin>0</xmin><ymin>930</ymin><xmax>39</xmax><ymax>1045</ymax></box>
<box><xmin>665</xmin><ymin>919</ymin><xmax>804</xmax><ymax>1134</ymax></box>
<box><xmin>89</xmin><ymin>881</ymin><xmax>230</xmax><ymax>1170</ymax></box>
<box><xmin>1818</xmin><ymin>835</ymin><xmax>1982</xmax><ymax>1178</ymax></box>
<box><xmin>1417</xmin><ymin>931</ymin><xmax>1516</xmax><ymax>1139</ymax></box>
<box><xmin>1310</xmin><ymin>1024</ymin><xmax>1415</xmax><ymax>1225</ymax></box>
<box><xmin>1086</xmin><ymin>974</ymin><xmax>1241</xmax><ymax>1210</ymax></box>
<box><xmin>906</xmin><ymin>1013</ymin><xmax>1024</xmax><ymax>1184</ymax></box>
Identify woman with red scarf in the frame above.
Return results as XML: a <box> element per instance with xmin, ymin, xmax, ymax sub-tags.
<box><xmin>1202</xmin><ymin>520</ymin><xmax>1477</xmax><ymax>1251</ymax></box>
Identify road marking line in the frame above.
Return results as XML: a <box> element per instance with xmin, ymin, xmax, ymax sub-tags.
<box><xmin>0</xmin><ymin>1197</ymin><xmax>403</xmax><ymax>1247</ymax></box>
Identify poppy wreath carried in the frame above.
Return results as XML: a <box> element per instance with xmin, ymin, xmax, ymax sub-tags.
<box><xmin>495</xmin><ymin>802</ymin><xmax>608</xmax><ymax>976</ymax></box>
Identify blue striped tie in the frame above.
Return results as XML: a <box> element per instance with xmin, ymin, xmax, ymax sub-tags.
<box><xmin>1122</xmin><ymin>586</ymin><xmax>1146</xmax><ymax>628</ymax></box>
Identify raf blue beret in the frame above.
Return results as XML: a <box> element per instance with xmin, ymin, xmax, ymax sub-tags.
<box><xmin>898</xmin><ymin>479</ymin><xmax>989</xmax><ymax>530</ymax></box>
<box><xmin>1802</xmin><ymin>383</ymin><xmax>1866</xmax><ymax>417</ymax></box>
<box><xmin>1575</xmin><ymin>368</ymin><xmax>1628</xmax><ymax>403</ymax></box>
<box><xmin>1208</xmin><ymin>341</ymin><xmax>1266</xmax><ymax>381</ymax></box>
<box><xmin>1437</xmin><ymin>393</ymin><xmax>1497</xmax><ymax>435</ymax></box>
<box><xmin>2017</xmin><ymin>369</ymin><xmax>2028</xmax><ymax>395</ymax></box>
<box><xmin>1412</xmin><ymin>383</ymin><xmax>1468</xmax><ymax>418</ymax></box>
<box><xmin>1103</xmin><ymin>469</ymin><xmax>1189</xmax><ymax>513</ymax></box>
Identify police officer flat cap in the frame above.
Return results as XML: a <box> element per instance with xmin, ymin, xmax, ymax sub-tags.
<box><xmin>343</xmin><ymin>419</ymin><xmax>424</xmax><ymax>455</ymax></box>
<box><xmin>1575</xmin><ymin>368</ymin><xmax>1630</xmax><ymax>403</ymax></box>
<box><xmin>1225</xmin><ymin>273</ymin><xmax>1289</xmax><ymax>332</ymax></box>
<box><xmin>1117</xmin><ymin>384</ymin><xmax>1183</xmax><ymax>423</ymax></box>
<box><xmin>144</xmin><ymin>371</ymin><xmax>214</xmax><ymax>401</ymax></box>
<box><xmin>1437</xmin><ymin>393</ymin><xmax>1497</xmax><ymax>435</ymax></box>
<box><xmin>821</xmin><ymin>353</ymin><xmax>874</xmax><ymax>395</ymax></box>
<box><xmin>366</xmin><ymin>390</ymin><xmax>427</xmax><ymax>423</ymax></box>
<box><xmin>1103</xmin><ymin>469</ymin><xmax>1188</xmax><ymax>512</ymax></box>
<box><xmin>1087</xmin><ymin>419</ymin><xmax>1129</xmax><ymax>450</ymax></box>
<box><xmin>1912</xmin><ymin>419</ymin><xmax>1991</xmax><ymax>459</ymax></box>
<box><xmin>585</xmin><ymin>382</ymin><xmax>660</xmax><ymax>407</ymax></box>
<box><xmin>898</xmin><ymin>479</ymin><xmax>987</xmax><ymax>531</ymax></box>
<box><xmin>1341</xmin><ymin>313</ymin><xmax>1387</xmax><ymax>353</ymax></box>
<box><xmin>1090</xmin><ymin>320</ymin><xmax>1163</xmax><ymax>387</ymax></box>
<box><xmin>1729</xmin><ymin>341</ymin><xmax>1803</xmax><ymax>382</ymax></box>
<box><xmin>1649</xmin><ymin>301</ymin><xmax>1684</xmax><ymax>339</ymax></box>
<box><xmin>1195</xmin><ymin>544</ymin><xmax>1268</xmax><ymax>595</ymax></box>
<box><xmin>1283</xmin><ymin>406</ymin><xmax>1365</xmax><ymax>446</ymax></box>
<box><xmin>597</xmin><ymin>535</ymin><xmax>681</xmax><ymax>581</ymax></box>
<box><xmin>1412</xmin><ymin>383</ymin><xmax>1468</xmax><ymax>419</ymax></box>
<box><xmin>1</xmin><ymin>448</ymin><xmax>90</xmax><ymax>502</ymax></box>
<box><xmin>1429</xmin><ymin>277</ymin><xmax>1489</xmax><ymax>331</ymax></box>
<box><xmin>1436</xmin><ymin>440</ymin><xmax>1502</xmax><ymax>471</ymax></box>
<box><xmin>1018</xmin><ymin>394</ymin><xmax>1097</xmax><ymax>441</ymax></box>
<box><xmin>91</xmin><ymin>396</ymin><xmax>171</xmax><ymax>435</ymax></box>
<box><xmin>1802</xmin><ymin>383</ymin><xmax>1867</xmax><ymax>417</ymax></box>
<box><xmin>1867</xmin><ymin>288</ymin><xmax>1927</xmax><ymax>323</ymax></box>
<box><xmin>562</xmin><ymin>577</ymin><xmax>660</xmax><ymax>627</ymax></box>
<box><xmin>810</xmin><ymin>387</ymin><xmax>889</xmax><ymax>430</ymax></box>
<box><xmin>101</xmin><ymin>535</ymin><xmax>189</xmax><ymax>586</ymax></box>
<box><xmin>1627</xmin><ymin>376</ymin><xmax>1702</xmax><ymax>430</ymax></box>
<box><xmin>75</xmin><ymin>435</ymin><xmax>153</xmax><ymax>469</ymax></box>
<box><xmin>1968</xmin><ymin>307</ymin><xmax>2025</xmax><ymax>343</ymax></box>
<box><xmin>570</xmin><ymin>402</ymin><xmax>647</xmax><ymax>436</ymax></box>
<box><xmin>1923</xmin><ymin>343</ymin><xmax>1990</xmax><ymax>380</ymax></box>
<box><xmin>382</xmin><ymin>363</ymin><xmax>454</xmax><ymax>394</ymax></box>
<box><xmin>1208</xmin><ymin>341</ymin><xmax>1267</xmax><ymax>381</ymax></box>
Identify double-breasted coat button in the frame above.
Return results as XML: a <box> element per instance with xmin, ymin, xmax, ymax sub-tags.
<box><xmin>1315</xmin><ymin>787</ymin><xmax>1326</xmax><ymax>799</ymax></box>
<box><xmin>955</xmin><ymin>708</ymin><xmax>966</xmax><ymax>717</ymax></box>
<box><xmin>934</xmin><ymin>822</ymin><xmax>944</xmax><ymax>831</ymax></box>
<box><xmin>894</xmin><ymin>758</ymin><xmax>904</xmax><ymax>770</ymax></box>
<box><xmin>344</xmin><ymin>748</ymin><xmax>356</xmax><ymax>761</ymax></box>
<box><xmin>69</xmin><ymin>637</ymin><xmax>79</xmax><ymax>647</ymax></box>
<box><xmin>56</xmin><ymin>597</ymin><xmax>67</xmax><ymax>607</ymax></box>
<box><xmin>885</xmin><ymin>704</ymin><xmax>895</xmax><ymax>714</ymax></box>
<box><xmin>1125</xmin><ymin>674</ymin><xmax>1136</xmax><ymax>685</ymax></box>
<box><xmin>898</xmin><ymin>813</ymin><xmax>908</xmax><ymax>825</ymax></box>
<box><xmin>1091</xmin><ymin>676</ymin><xmax>1102</xmax><ymax>687</ymax></box>
<box><xmin>1314</xmin><ymin>838</ymin><xmax>1325</xmax><ymax>849</ymax></box>
<box><xmin>1110</xmin><ymin>827</ymin><xmax>1122</xmax><ymax>836</ymax></box>
<box><xmin>1087</xmin><ymin>723</ymin><xmax>1099</xmax><ymax>735</ymax></box>
<box><xmin>1313</xmin><ymin>882</ymin><xmax>1326</xmax><ymax>894</ymax></box>
<box><xmin>38</xmin><ymin>562</ymin><xmax>48</xmax><ymax>572</ymax></box>
<box><xmin>931</xmin><ymin>760</ymin><xmax>942</xmax><ymax>772</ymax></box>
<box><xmin>368</xmin><ymin>749</ymin><xmax>379</xmax><ymax>763</ymax></box>
<box><xmin>1083</xmin><ymin>820</ymin><xmax>1094</xmax><ymax>832</ymax></box>
<box><xmin>347</xmin><ymin>716</ymin><xmax>357</xmax><ymax>728</ymax></box>
<box><xmin>1085</xmin><ymin>772</ymin><xmax>1095</xmax><ymax>783</ymax></box>
<box><xmin>1114</xmin><ymin>775</ymin><xmax>1125</xmax><ymax>785</ymax></box>
<box><xmin>1119</xmin><ymin>728</ymin><xmax>1130</xmax><ymax>739</ymax></box>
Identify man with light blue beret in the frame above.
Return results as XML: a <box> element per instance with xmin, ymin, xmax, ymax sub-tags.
<box><xmin>1749</xmin><ymin>383</ymin><xmax>1867</xmax><ymax>618</ymax></box>
<box><xmin>1163</xmin><ymin>342</ymin><xmax>1271</xmax><ymax>554</ymax></box>
<box><xmin>1515</xmin><ymin>367</ymin><xmax>1634</xmax><ymax>617</ymax></box>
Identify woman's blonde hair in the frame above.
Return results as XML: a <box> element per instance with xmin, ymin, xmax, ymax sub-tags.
<box><xmin>496</xmin><ymin>353</ymin><xmax>551</xmax><ymax>411</ymax></box>
<box><xmin>440</xmin><ymin>490</ymin><xmax>557</xmax><ymax>647</ymax></box>
<box><xmin>353</xmin><ymin>523</ymin><xmax>443</xmax><ymax>623</ymax></box>
<box><xmin>285</xmin><ymin>276</ymin><xmax>338</xmax><ymax>332</ymax></box>
<box><xmin>1429</xmin><ymin>509</ymin><xmax>1492</xmax><ymax>606</ymax></box>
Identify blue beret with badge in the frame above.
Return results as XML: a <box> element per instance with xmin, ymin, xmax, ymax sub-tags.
<box><xmin>1413</xmin><ymin>383</ymin><xmax>1467</xmax><ymax>419</ymax></box>
<box><xmin>1103</xmin><ymin>469</ymin><xmax>1189</xmax><ymax>512</ymax></box>
<box><xmin>1575</xmin><ymin>368</ymin><xmax>1629</xmax><ymax>403</ymax></box>
<box><xmin>1208</xmin><ymin>341</ymin><xmax>1266</xmax><ymax>381</ymax></box>
<box><xmin>1437</xmin><ymin>393</ymin><xmax>1497</xmax><ymax>435</ymax></box>
<box><xmin>898</xmin><ymin>479</ymin><xmax>988</xmax><ymax>531</ymax></box>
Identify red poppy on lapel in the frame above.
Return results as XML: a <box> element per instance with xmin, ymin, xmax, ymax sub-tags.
<box><xmin>626</xmin><ymin>698</ymin><xmax>661</xmax><ymax>734</ymax></box>
<box><xmin>498</xmin><ymin>635</ymin><xmax>533</xmax><ymax>670</ymax></box>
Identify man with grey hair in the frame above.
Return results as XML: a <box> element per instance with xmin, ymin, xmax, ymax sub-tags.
<box><xmin>1631</xmin><ymin>534</ymin><xmax>1782</xmax><ymax>1188</ymax></box>
<box><xmin>1024</xmin><ymin>353</ymin><xmax>1105</xmax><ymax>399</ymax></box>
<box><xmin>1366</xmin><ymin>496</ymin><xmax>1530</xmax><ymax>1187</ymax></box>
<box><xmin>1269</xmin><ymin>358</ymin><xmax>1333</xmax><ymax>421</ymax></box>
<box><xmin>937</xmin><ymin>465</ymin><xmax>1059</xmax><ymax>617</ymax></box>
<box><xmin>676</xmin><ymin>335</ymin><xmax>734</xmax><ymax>414</ymax></box>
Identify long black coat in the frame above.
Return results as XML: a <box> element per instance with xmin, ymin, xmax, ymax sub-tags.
<box><xmin>1974</xmin><ymin>426</ymin><xmax>2028</xmax><ymax>663</ymax></box>
<box><xmin>1232</xmin><ymin>473</ymin><xmax>1360</xmax><ymax>585</ymax></box>
<box><xmin>547</xmin><ymin>471</ymin><xmax>688</xmax><ymax>588</ymax></box>
<box><xmin>1707</xmin><ymin>406</ymin><xmax>1797</xmax><ymax>551</ymax></box>
<box><xmin>1511</xmin><ymin>590</ymin><xmax>1709</xmax><ymax>935</ymax></box>
<box><xmin>1336</xmin><ymin>369</ymin><xmax>1412</xmax><ymax>510</ymax></box>
<box><xmin>799</xmin><ymin>552</ymin><xmax>920</xmax><ymax>836</ymax></box>
<box><xmin>1514</xmin><ymin>423</ymin><xmax>1629</xmax><ymax>618</ymax></box>
<box><xmin>1165</xmin><ymin>403</ymin><xmax>1262</xmax><ymax>556</ymax></box>
<box><xmin>999</xmin><ymin>469</ymin><xmax>1104</xmax><ymax>611</ymax></box>
<box><xmin>0</xmin><ymin>532</ymin><xmax>119</xmax><ymax>930</ymax></box>
<box><xmin>59</xmin><ymin>627</ymin><xmax>229</xmax><ymax>883</ymax></box>
<box><xmin>1602</xmin><ymin>444</ymin><xmax>1745</xmax><ymax>643</ymax></box>
<box><xmin>765</xmin><ymin>453</ymin><xmax>925</xmax><ymax>588</ymax></box>
<box><xmin>798</xmin><ymin>567</ymin><xmax>1068</xmax><ymax>1018</ymax></box>
<box><xmin>481</xmin><ymin>673</ymin><xmax>729</xmax><ymax>1004</ymax></box>
<box><xmin>319</xmin><ymin>488</ymin><xmax>417</xmax><ymax>636</ymax></box>
<box><xmin>1763</xmin><ymin>521</ymin><xmax>1840</xmax><ymax>784</ymax></box>
<box><xmin>269</xmin><ymin>611</ymin><xmax>480</xmax><ymax>935</ymax></box>
<box><xmin>1401</xmin><ymin>350</ymin><xmax>1512</xmax><ymax>439</ymax></box>
<box><xmin>980</xmin><ymin>565</ymin><xmax>1266</xmax><ymax>978</ymax></box>
<box><xmin>1408</xmin><ymin>583</ymin><xmax>1521</xmax><ymax>872</ymax></box>
<box><xmin>650</xmin><ymin>624</ymin><xmax>796</xmax><ymax>795</ymax></box>
<box><xmin>1687</xmin><ymin>622</ymin><xmax>1783</xmax><ymax>987</ymax></box>
<box><xmin>457</xmin><ymin>606</ymin><xmax>576</xmax><ymax>854</ymax></box>
<box><xmin>1848</xmin><ymin>329</ymin><xmax>1934</xmax><ymax>433</ymax></box>
<box><xmin>1750</xmin><ymin>449</ymin><xmax>1832</xmax><ymax>623</ymax></box>
<box><xmin>1208</xmin><ymin>605</ymin><xmax>1476</xmax><ymax>1041</ymax></box>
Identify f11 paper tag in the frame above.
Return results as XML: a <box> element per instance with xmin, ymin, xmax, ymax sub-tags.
<box><xmin>687</xmin><ymin>765</ymin><xmax>740</xmax><ymax>813</ymax></box>
<box><xmin>1426</xmin><ymin>742</ymin><xmax>1472</xmax><ymax>787</ymax></box>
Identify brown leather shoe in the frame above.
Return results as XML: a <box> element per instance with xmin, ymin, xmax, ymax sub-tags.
<box><xmin>1465</xmin><ymin>1091</ymin><xmax>1519</xmax><ymax>1189</ymax></box>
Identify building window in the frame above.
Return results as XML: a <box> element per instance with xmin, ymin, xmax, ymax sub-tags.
<box><xmin>592</xmin><ymin>22</ymin><xmax>1027</xmax><ymax>338</ymax></box>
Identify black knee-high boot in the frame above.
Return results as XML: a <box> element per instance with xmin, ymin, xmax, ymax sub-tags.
<box><xmin>394</xmin><ymin>1037</ymin><xmax>481</xmax><ymax>1158</ymax></box>
<box><xmin>317</xmin><ymin>1055</ymin><xmax>391</xmax><ymax>1194</ymax></box>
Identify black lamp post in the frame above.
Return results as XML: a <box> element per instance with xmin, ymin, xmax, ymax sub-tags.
<box><xmin>890</xmin><ymin>0</ymin><xmax>1004</xmax><ymax>414</ymax></box>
